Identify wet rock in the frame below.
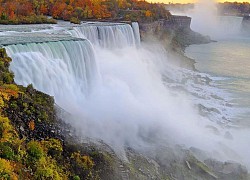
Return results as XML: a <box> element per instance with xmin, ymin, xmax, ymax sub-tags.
<box><xmin>189</xmin><ymin>147</ymin><xmax>209</xmax><ymax>161</ymax></box>
<box><xmin>205</xmin><ymin>125</ymin><xmax>220</xmax><ymax>135</ymax></box>
<box><xmin>204</xmin><ymin>159</ymin><xmax>249</xmax><ymax>180</ymax></box>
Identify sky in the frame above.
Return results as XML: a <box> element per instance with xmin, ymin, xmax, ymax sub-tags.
<box><xmin>155</xmin><ymin>0</ymin><xmax>250</xmax><ymax>3</ymax></box>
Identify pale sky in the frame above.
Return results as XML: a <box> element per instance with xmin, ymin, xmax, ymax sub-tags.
<box><xmin>155</xmin><ymin>0</ymin><xmax>250</xmax><ymax>3</ymax></box>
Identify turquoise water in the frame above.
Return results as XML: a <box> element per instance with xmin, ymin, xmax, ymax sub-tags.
<box><xmin>186</xmin><ymin>36</ymin><xmax>250</xmax><ymax>125</ymax></box>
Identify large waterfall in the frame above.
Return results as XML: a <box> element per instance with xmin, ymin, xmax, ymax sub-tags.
<box><xmin>3</xmin><ymin>21</ymin><xmax>250</xmax><ymax>168</ymax></box>
<box><xmin>6</xmin><ymin>40</ymin><xmax>99</xmax><ymax>106</ymax></box>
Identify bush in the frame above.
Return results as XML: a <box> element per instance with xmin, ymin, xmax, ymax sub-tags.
<box><xmin>41</xmin><ymin>138</ymin><xmax>63</xmax><ymax>157</ymax></box>
<box><xmin>70</xmin><ymin>17</ymin><xmax>80</xmax><ymax>24</ymax></box>
<box><xmin>71</xmin><ymin>152</ymin><xmax>94</xmax><ymax>170</ymax></box>
<box><xmin>27</xmin><ymin>141</ymin><xmax>44</xmax><ymax>162</ymax></box>
<box><xmin>2</xmin><ymin>72</ymin><xmax>14</xmax><ymax>84</ymax></box>
<box><xmin>0</xmin><ymin>117</ymin><xmax>16</xmax><ymax>141</ymax></box>
<box><xmin>2</xmin><ymin>84</ymin><xmax>18</xmax><ymax>91</ymax></box>
<box><xmin>34</xmin><ymin>156</ymin><xmax>66</xmax><ymax>180</ymax></box>
<box><xmin>0</xmin><ymin>97</ymin><xmax>4</xmax><ymax>108</ymax></box>
<box><xmin>73</xmin><ymin>175</ymin><xmax>81</xmax><ymax>180</ymax></box>
<box><xmin>0</xmin><ymin>142</ymin><xmax>15</xmax><ymax>160</ymax></box>
<box><xmin>0</xmin><ymin>158</ymin><xmax>18</xmax><ymax>180</ymax></box>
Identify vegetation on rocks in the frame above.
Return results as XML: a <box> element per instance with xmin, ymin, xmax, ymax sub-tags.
<box><xmin>0</xmin><ymin>15</ymin><xmax>56</xmax><ymax>25</ymax></box>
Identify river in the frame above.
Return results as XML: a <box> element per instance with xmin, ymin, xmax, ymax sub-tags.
<box><xmin>186</xmin><ymin>25</ymin><xmax>250</xmax><ymax>127</ymax></box>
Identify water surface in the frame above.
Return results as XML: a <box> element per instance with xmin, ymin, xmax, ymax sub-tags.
<box><xmin>186</xmin><ymin>36</ymin><xmax>250</xmax><ymax>125</ymax></box>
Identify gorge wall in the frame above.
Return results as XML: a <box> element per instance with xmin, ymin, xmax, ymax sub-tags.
<box><xmin>139</xmin><ymin>15</ymin><xmax>192</xmax><ymax>34</ymax></box>
<box><xmin>138</xmin><ymin>15</ymin><xmax>211</xmax><ymax>70</ymax></box>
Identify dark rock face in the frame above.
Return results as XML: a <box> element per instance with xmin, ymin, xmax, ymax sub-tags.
<box><xmin>138</xmin><ymin>16</ymin><xmax>211</xmax><ymax>70</ymax></box>
<box><xmin>164</xmin><ymin>16</ymin><xmax>192</xmax><ymax>30</ymax></box>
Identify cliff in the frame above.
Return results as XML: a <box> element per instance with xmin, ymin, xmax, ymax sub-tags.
<box><xmin>139</xmin><ymin>15</ymin><xmax>192</xmax><ymax>33</ymax></box>
<box><xmin>139</xmin><ymin>15</ymin><xmax>211</xmax><ymax>70</ymax></box>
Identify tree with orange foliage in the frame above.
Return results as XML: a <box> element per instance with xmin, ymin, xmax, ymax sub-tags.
<box><xmin>145</xmin><ymin>10</ymin><xmax>152</xmax><ymax>17</ymax></box>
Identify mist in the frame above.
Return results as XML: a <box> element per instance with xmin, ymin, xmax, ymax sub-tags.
<box><xmin>169</xmin><ymin>0</ymin><xmax>244</xmax><ymax>39</ymax></box>
<box><xmin>70</xmin><ymin>43</ymin><xmax>250</xmax><ymax>168</ymax></box>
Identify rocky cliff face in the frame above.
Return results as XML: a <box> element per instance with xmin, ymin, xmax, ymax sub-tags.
<box><xmin>139</xmin><ymin>15</ymin><xmax>192</xmax><ymax>33</ymax></box>
<box><xmin>139</xmin><ymin>15</ymin><xmax>211</xmax><ymax>70</ymax></box>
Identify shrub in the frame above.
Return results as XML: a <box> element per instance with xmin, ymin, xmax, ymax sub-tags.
<box><xmin>27</xmin><ymin>141</ymin><xmax>44</xmax><ymax>162</ymax></box>
<box><xmin>73</xmin><ymin>175</ymin><xmax>81</xmax><ymax>180</ymax></box>
<box><xmin>71</xmin><ymin>152</ymin><xmax>94</xmax><ymax>170</ymax></box>
<box><xmin>70</xmin><ymin>17</ymin><xmax>80</xmax><ymax>24</ymax></box>
<box><xmin>0</xmin><ymin>158</ymin><xmax>18</xmax><ymax>180</ymax></box>
<box><xmin>0</xmin><ymin>142</ymin><xmax>15</xmax><ymax>160</ymax></box>
<box><xmin>0</xmin><ymin>97</ymin><xmax>4</xmax><ymax>108</ymax></box>
<box><xmin>34</xmin><ymin>156</ymin><xmax>66</xmax><ymax>180</ymax></box>
<box><xmin>2</xmin><ymin>72</ymin><xmax>14</xmax><ymax>84</ymax></box>
<box><xmin>2</xmin><ymin>84</ymin><xmax>18</xmax><ymax>91</ymax></box>
<box><xmin>41</xmin><ymin>138</ymin><xmax>63</xmax><ymax>157</ymax></box>
<box><xmin>0</xmin><ymin>117</ymin><xmax>17</xmax><ymax>142</ymax></box>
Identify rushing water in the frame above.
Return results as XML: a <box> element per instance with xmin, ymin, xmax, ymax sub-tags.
<box><xmin>6</xmin><ymin>40</ymin><xmax>99</xmax><ymax>103</ymax></box>
<box><xmin>1</xmin><ymin>21</ymin><xmax>250</xmax><ymax>167</ymax></box>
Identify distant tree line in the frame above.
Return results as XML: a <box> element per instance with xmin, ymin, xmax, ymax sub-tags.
<box><xmin>165</xmin><ymin>2</ymin><xmax>250</xmax><ymax>17</ymax></box>
<box><xmin>218</xmin><ymin>2</ymin><xmax>250</xmax><ymax>16</ymax></box>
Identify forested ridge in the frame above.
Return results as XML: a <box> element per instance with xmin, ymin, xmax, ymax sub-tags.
<box><xmin>0</xmin><ymin>0</ymin><xmax>171</xmax><ymax>24</ymax></box>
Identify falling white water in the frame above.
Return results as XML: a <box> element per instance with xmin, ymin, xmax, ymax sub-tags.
<box><xmin>132</xmin><ymin>22</ymin><xmax>141</xmax><ymax>46</ymax></box>
<box><xmin>4</xmin><ymin>22</ymin><xmax>250</xmax><ymax>168</ymax></box>
<box><xmin>67</xmin><ymin>23</ymin><xmax>138</xmax><ymax>48</ymax></box>
<box><xmin>6</xmin><ymin>40</ymin><xmax>99</xmax><ymax>107</ymax></box>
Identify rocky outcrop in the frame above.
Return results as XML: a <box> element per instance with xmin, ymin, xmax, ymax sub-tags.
<box><xmin>138</xmin><ymin>15</ymin><xmax>211</xmax><ymax>70</ymax></box>
<box><xmin>139</xmin><ymin>15</ymin><xmax>192</xmax><ymax>33</ymax></box>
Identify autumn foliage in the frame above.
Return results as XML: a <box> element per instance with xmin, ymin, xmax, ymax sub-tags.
<box><xmin>0</xmin><ymin>0</ymin><xmax>170</xmax><ymax>24</ymax></box>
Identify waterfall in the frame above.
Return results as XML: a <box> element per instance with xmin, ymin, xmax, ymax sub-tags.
<box><xmin>190</xmin><ymin>0</ymin><xmax>243</xmax><ymax>39</ymax></box>
<box><xmin>68</xmin><ymin>23</ymin><xmax>140</xmax><ymax>48</ymax></box>
<box><xmin>132</xmin><ymin>22</ymin><xmax>141</xmax><ymax>46</ymax></box>
<box><xmin>5</xmin><ymin>21</ymin><xmax>250</xmax><ymax>168</ymax></box>
<box><xmin>6</xmin><ymin>40</ymin><xmax>99</xmax><ymax>105</ymax></box>
<box><xmin>218</xmin><ymin>16</ymin><xmax>243</xmax><ymax>35</ymax></box>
